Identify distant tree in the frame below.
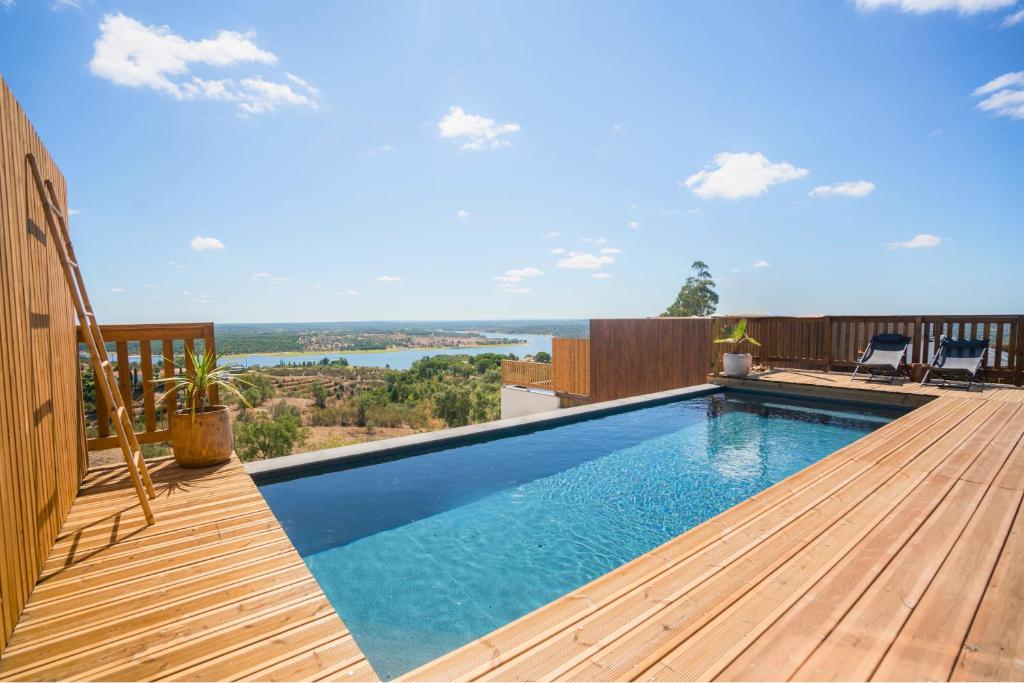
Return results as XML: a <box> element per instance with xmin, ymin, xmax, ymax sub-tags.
<box><xmin>533</xmin><ymin>351</ymin><xmax>552</xmax><ymax>363</ymax></box>
<box><xmin>662</xmin><ymin>261</ymin><xmax>719</xmax><ymax>317</ymax></box>
<box><xmin>435</xmin><ymin>385</ymin><xmax>472</xmax><ymax>427</ymax></box>
<box><xmin>311</xmin><ymin>381</ymin><xmax>328</xmax><ymax>409</ymax></box>
<box><xmin>234</xmin><ymin>412</ymin><xmax>306</xmax><ymax>461</ymax></box>
<box><xmin>320</xmin><ymin>357</ymin><xmax>330</xmax><ymax>366</ymax></box>
<box><xmin>237</xmin><ymin>372</ymin><xmax>275</xmax><ymax>409</ymax></box>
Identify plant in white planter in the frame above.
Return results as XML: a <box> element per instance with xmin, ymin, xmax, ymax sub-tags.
<box><xmin>714</xmin><ymin>319</ymin><xmax>761</xmax><ymax>377</ymax></box>
<box><xmin>157</xmin><ymin>350</ymin><xmax>251</xmax><ymax>468</ymax></box>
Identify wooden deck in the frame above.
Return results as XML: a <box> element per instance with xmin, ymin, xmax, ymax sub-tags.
<box><xmin>0</xmin><ymin>457</ymin><xmax>377</xmax><ymax>682</ymax></box>
<box><xmin>405</xmin><ymin>372</ymin><xmax>1024</xmax><ymax>681</ymax></box>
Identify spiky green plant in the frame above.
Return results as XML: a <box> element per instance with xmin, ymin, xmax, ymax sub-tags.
<box><xmin>156</xmin><ymin>349</ymin><xmax>252</xmax><ymax>418</ymax></box>
<box><xmin>713</xmin><ymin>318</ymin><xmax>761</xmax><ymax>352</ymax></box>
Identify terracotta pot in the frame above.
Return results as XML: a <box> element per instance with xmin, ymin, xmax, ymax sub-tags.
<box><xmin>169</xmin><ymin>405</ymin><xmax>233</xmax><ymax>468</ymax></box>
<box><xmin>722</xmin><ymin>353</ymin><xmax>753</xmax><ymax>377</ymax></box>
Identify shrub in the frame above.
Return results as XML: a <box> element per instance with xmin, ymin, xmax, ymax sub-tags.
<box><xmin>234</xmin><ymin>412</ymin><xmax>307</xmax><ymax>461</ymax></box>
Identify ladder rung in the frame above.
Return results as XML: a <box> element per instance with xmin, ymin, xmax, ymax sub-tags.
<box><xmin>99</xmin><ymin>360</ymin><xmax>111</xmax><ymax>369</ymax></box>
<box><xmin>65</xmin><ymin>258</ymin><xmax>79</xmax><ymax>269</ymax></box>
<box><xmin>47</xmin><ymin>202</ymin><xmax>65</xmax><ymax>220</ymax></box>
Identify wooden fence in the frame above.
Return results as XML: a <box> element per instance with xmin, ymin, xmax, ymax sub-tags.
<box><xmin>0</xmin><ymin>76</ymin><xmax>86</xmax><ymax>652</ymax></box>
<box><xmin>710</xmin><ymin>315</ymin><xmax>1024</xmax><ymax>385</ymax></box>
<box><xmin>78</xmin><ymin>323</ymin><xmax>218</xmax><ymax>451</ymax></box>
<box><xmin>500</xmin><ymin>359</ymin><xmax>552</xmax><ymax>390</ymax></box>
<box><xmin>552</xmin><ymin>337</ymin><xmax>590</xmax><ymax>397</ymax></box>
<box><xmin>589</xmin><ymin>318</ymin><xmax>711</xmax><ymax>402</ymax></box>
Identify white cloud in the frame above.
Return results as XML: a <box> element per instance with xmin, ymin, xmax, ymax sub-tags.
<box><xmin>68</xmin><ymin>208</ymin><xmax>82</xmax><ymax>216</ymax></box>
<box><xmin>685</xmin><ymin>208</ymin><xmax>702</xmax><ymax>215</ymax></box>
<box><xmin>752</xmin><ymin>259</ymin><xmax>771</xmax><ymax>268</ymax></box>
<box><xmin>51</xmin><ymin>0</ymin><xmax>83</xmax><ymax>11</ymax></box>
<box><xmin>111</xmin><ymin>287</ymin><xmax>126</xmax><ymax>293</ymax></box>
<box><xmin>438</xmin><ymin>106</ymin><xmax>521</xmax><ymax>150</ymax></box>
<box><xmin>367</xmin><ymin>144</ymin><xmax>396</xmax><ymax>154</ymax></box>
<box><xmin>1</xmin><ymin>0</ymin><xmax>15</xmax><ymax>10</ymax></box>
<box><xmin>1002</xmin><ymin>7</ymin><xmax>1024</xmax><ymax>25</ymax></box>
<box><xmin>809</xmin><ymin>180</ymin><xmax>876</xmax><ymax>198</ymax></box>
<box><xmin>271</xmin><ymin>276</ymin><xmax>290</xmax><ymax>285</ymax></box>
<box><xmin>190</xmin><ymin>235</ymin><xmax>225</xmax><ymax>251</ymax></box>
<box><xmin>311</xmin><ymin>283</ymin><xmax>322</xmax><ymax>289</ymax></box>
<box><xmin>887</xmin><ymin>233</ymin><xmax>943</xmax><ymax>249</ymax></box>
<box><xmin>627</xmin><ymin>220</ymin><xmax>639</xmax><ymax>230</ymax></box>
<box><xmin>285</xmin><ymin>72</ymin><xmax>319</xmax><ymax>96</ymax></box>
<box><xmin>499</xmin><ymin>287</ymin><xmax>532</xmax><ymax>294</ymax></box>
<box><xmin>973</xmin><ymin>72</ymin><xmax>1024</xmax><ymax>120</ymax></box>
<box><xmin>581</xmin><ymin>236</ymin><xmax>608</xmax><ymax>245</ymax></box>
<box><xmin>591</xmin><ymin>272</ymin><xmax>613</xmax><ymax>279</ymax></box>
<box><xmin>557</xmin><ymin>251</ymin><xmax>615</xmax><ymax>269</ymax></box>
<box><xmin>89</xmin><ymin>14</ymin><xmax>316</xmax><ymax>116</ymax></box>
<box><xmin>144</xmin><ymin>283</ymin><xmax>157</xmax><ymax>288</ymax></box>
<box><xmin>494</xmin><ymin>267</ymin><xmax>544</xmax><ymax>286</ymax></box>
<box><xmin>337</xmin><ymin>289</ymin><xmax>359</xmax><ymax>296</ymax></box>
<box><xmin>548</xmin><ymin>247</ymin><xmax>566</xmax><ymax>255</ymax></box>
<box><xmin>251</xmin><ymin>272</ymin><xmax>271</xmax><ymax>280</ymax></box>
<box><xmin>855</xmin><ymin>0</ymin><xmax>1014</xmax><ymax>14</ymax></box>
<box><xmin>182</xmin><ymin>290</ymin><xmax>191</xmax><ymax>296</ymax></box>
<box><xmin>376</xmin><ymin>275</ymin><xmax>402</xmax><ymax>282</ymax></box>
<box><xmin>457</xmin><ymin>209</ymin><xmax>470</xmax><ymax>221</ymax></box>
<box><xmin>684</xmin><ymin>152</ymin><xmax>808</xmax><ymax>200</ymax></box>
<box><xmin>543</xmin><ymin>231</ymin><xmax>562</xmax><ymax>238</ymax></box>
<box><xmin>600</xmin><ymin>247</ymin><xmax>622</xmax><ymax>255</ymax></box>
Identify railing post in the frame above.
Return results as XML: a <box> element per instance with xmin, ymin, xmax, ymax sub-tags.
<box><xmin>822</xmin><ymin>317</ymin><xmax>833</xmax><ymax>372</ymax></box>
<box><xmin>1016</xmin><ymin>316</ymin><xmax>1024</xmax><ymax>387</ymax></box>
<box><xmin>204</xmin><ymin>324</ymin><xmax>219</xmax><ymax>405</ymax></box>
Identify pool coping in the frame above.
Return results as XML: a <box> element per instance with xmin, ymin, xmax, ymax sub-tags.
<box><xmin>245</xmin><ymin>383</ymin><xmax>721</xmax><ymax>479</ymax></box>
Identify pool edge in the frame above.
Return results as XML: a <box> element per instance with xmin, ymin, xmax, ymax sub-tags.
<box><xmin>245</xmin><ymin>383</ymin><xmax>721</xmax><ymax>480</ymax></box>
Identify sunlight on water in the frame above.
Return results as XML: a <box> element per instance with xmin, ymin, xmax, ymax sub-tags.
<box><xmin>260</xmin><ymin>392</ymin><xmax>900</xmax><ymax>679</ymax></box>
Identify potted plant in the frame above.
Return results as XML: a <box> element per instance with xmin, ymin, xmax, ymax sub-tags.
<box><xmin>158</xmin><ymin>349</ymin><xmax>250</xmax><ymax>468</ymax></box>
<box><xmin>714</xmin><ymin>319</ymin><xmax>761</xmax><ymax>377</ymax></box>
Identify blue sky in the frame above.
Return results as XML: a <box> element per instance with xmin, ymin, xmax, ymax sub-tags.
<box><xmin>1</xmin><ymin>0</ymin><xmax>1021</xmax><ymax>323</ymax></box>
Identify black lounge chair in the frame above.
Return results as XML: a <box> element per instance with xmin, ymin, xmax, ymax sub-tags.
<box><xmin>851</xmin><ymin>333</ymin><xmax>912</xmax><ymax>384</ymax></box>
<box><xmin>922</xmin><ymin>337</ymin><xmax>989</xmax><ymax>391</ymax></box>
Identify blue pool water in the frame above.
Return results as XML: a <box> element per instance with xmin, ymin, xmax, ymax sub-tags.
<box><xmin>258</xmin><ymin>391</ymin><xmax>901</xmax><ymax>679</ymax></box>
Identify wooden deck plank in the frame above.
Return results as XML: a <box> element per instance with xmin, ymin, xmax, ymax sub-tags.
<box><xmin>405</xmin><ymin>370</ymin><xmax>1024</xmax><ymax>682</ymax></box>
<box><xmin>403</xmin><ymin>397</ymin><xmax>970</xmax><ymax>681</ymax></box>
<box><xmin>0</xmin><ymin>456</ymin><xmax>377</xmax><ymax>682</ymax></box>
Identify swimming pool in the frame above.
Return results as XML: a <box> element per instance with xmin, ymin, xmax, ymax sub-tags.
<box><xmin>256</xmin><ymin>390</ymin><xmax>902</xmax><ymax>679</ymax></box>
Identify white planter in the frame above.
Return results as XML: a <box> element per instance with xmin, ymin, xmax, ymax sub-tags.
<box><xmin>722</xmin><ymin>353</ymin><xmax>753</xmax><ymax>377</ymax></box>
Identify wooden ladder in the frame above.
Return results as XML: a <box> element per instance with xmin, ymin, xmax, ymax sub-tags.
<box><xmin>27</xmin><ymin>153</ymin><xmax>156</xmax><ymax>525</ymax></box>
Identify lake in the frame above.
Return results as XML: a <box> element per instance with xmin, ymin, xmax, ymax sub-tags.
<box><xmin>223</xmin><ymin>332</ymin><xmax>554</xmax><ymax>370</ymax></box>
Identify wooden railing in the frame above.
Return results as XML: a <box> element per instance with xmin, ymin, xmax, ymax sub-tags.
<box><xmin>552</xmin><ymin>337</ymin><xmax>590</xmax><ymax>396</ymax></box>
<box><xmin>710</xmin><ymin>315</ymin><xmax>1024</xmax><ymax>385</ymax></box>
<box><xmin>501</xmin><ymin>359</ymin><xmax>552</xmax><ymax>390</ymax></box>
<box><xmin>78</xmin><ymin>323</ymin><xmax>217</xmax><ymax>450</ymax></box>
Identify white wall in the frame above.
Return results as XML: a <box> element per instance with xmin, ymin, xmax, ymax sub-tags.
<box><xmin>500</xmin><ymin>386</ymin><xmax>560</xmax><ymax>419</ymax></box>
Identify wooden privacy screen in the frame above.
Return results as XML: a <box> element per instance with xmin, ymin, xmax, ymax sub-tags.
<box><xmin>78</xmin><ymin>323</ymin><xmax>218</xmax><ymax>451</ymax></box>
<box><xmin>552</xmin><ymin>337</ymin><xmax>590</xmax><ymax>396</ymax></box>
<box><xmin>0</xmin><ymin>76</ymin><xmax>87</xmax><ymax>652</ymax></box>
<box><xmin>588</xmin><ymin>318</ymin><xmax>711</xmax><ymax>402</ymax></box>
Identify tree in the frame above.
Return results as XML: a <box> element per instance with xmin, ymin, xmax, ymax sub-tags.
<box><xmin>234</xmin><ymin>412</ymin><xmax>306</xmax><ymax>461</ymax></box>
<box><xmin>311</xmin><ymin>381</ymin><xmax>328</xmax><ymax>409</ymax></box>
<box><xmin>662</xmin><ymin>260</ymin><xmax>719</xmax><ymax>317</ymax></box>
<box><xmin>532</xmin><ymin>351</ymin><xmax>551</xmax><ymax>363</ymax></box>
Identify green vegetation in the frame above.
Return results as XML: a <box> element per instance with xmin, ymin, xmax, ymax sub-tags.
<box><xmin>533</xmin><ymin>351</ymin><xmax>551</xmax><ymax>363</ymax></box>
<box><xmin>662</xmin><ymin>260</ymin><xmax>719</xmax><ymax>317</ymax></box>
<box><xmin>234</xmin><ymin>401</ymin><xmax>307</xmax><ymax>461</ymax></box>
<box><xmin>714</xmin><ymin>318</ymin><xmax>762</xmax><ymax>351</ymax></box>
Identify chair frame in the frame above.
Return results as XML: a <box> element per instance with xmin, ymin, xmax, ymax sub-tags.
<box><xmin>851</xmin><ymin>334</ymin><xmax>912</xmax><ymax>385</ymax></box>
<box><xmin>921</xmin><ymin>336</ymin><xmax>989</xmax><ymax>392</ymax></box>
